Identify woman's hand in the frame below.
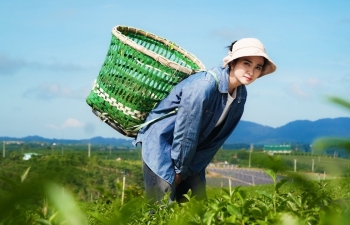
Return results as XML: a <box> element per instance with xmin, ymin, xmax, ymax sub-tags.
<box><xmin>175</xmin><ymin>174</ymin><xmax>182</xmax><ymax>186</ymax></box>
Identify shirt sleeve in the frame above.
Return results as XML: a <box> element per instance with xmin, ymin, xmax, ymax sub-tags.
<box><xmin>171</xmin><ymin>78</ymin><xmax>216</xmax><ymax>180</ymax></box>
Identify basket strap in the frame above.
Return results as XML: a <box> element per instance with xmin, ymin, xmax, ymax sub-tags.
<box><xmin>125</xmin><ymin>108</ymin><xmax>178</xmax><ymax>132</ymax></box>
<box><xmin>207</xmin><ymin>70</ymin><xmax>219</xmax><ymax>89</ymax></box>
<box><xmin>127</xmin><ymin>70</ymin><xmax>219</xmax><ymax>133</ymax></box>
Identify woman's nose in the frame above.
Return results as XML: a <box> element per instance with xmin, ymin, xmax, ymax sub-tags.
<box><xmin>247</xmin><ymin>67</ymin><xmax>253</xmax><ymax>75</ymax></box>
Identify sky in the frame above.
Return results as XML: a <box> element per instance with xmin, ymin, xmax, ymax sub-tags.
<box><xmin>0</xmin><ymin>0</ymin><xmax>350</xmax><ymax>140</ymax></box>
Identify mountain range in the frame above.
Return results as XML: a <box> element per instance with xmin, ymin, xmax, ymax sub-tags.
<box><xmin>1</xmin><ymin>117</ymin><xmax>349</xmax><ymax>147</ymax></box>
<box><xmin>228</xmin><ymin>117</ymin><xmax>350</xmax><ymax>144</ymax></box>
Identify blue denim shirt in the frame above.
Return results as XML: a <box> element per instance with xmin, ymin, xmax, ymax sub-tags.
<box><xmin>133</xmin><ymin>66</ymin><xmax>247</xmax><ymax>184</ymax></box>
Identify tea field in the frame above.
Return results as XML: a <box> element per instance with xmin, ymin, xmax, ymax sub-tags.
<box><xmin>0</xmin><ymin>144</ymin><xmax>350</xmax><ymax>224</ymax></box>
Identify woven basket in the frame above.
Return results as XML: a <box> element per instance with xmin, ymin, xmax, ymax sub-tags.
<box><xmin>86</xmin><ymin>25</ymin><xmax>205</xmax><ymax>137</ymax></box>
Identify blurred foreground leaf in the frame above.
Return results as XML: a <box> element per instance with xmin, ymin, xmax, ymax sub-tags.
<box><xmin>313</xmin><ymin>97</ymin><xmax>350</xmax><ymax>155</ymax></box>
<box><xmin>46</xmin><ymin>182</ymin><xmax>88</xmax><ymax>225</ymax></box>
<box><xmin>313</xmin><ymin>138</ymin><xmax>350</xmax><ymax>155</ymax></box>
<box><xmin>329</xmin><ymin>96</ymin><xmax>350</xmax><ymax>111</ymax></box>
<box><xmin>21</xmin><ymin>166</ymin><xmax>31</xmax><ymax>183</ymax></box>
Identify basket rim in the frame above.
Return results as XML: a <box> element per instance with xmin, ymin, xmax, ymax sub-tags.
<box><xmin>112</xmin><ymin>25</ymin><xmax>206</xmax><ymax>75</ymax></box>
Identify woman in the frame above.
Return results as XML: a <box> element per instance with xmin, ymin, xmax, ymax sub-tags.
<box><xmin>133</xmin><ymin>38</ymin><xmax>277</xmax><ymax>203</ymax></box>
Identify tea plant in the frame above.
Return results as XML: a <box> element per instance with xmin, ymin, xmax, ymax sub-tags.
<box><xmin>0</xmin><ymin>97</ymin><xmax>349</xmax><ymax>224</ymax></box>
<box><xmin>0</xmin><ymin>162</ymin><xmax>349</xmax><ymax>224</ymax></box>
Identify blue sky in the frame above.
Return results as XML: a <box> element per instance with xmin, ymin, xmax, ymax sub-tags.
<box><xmin>1</xmin><ymin>0</ymin><xmax>349</xmax><ymax>140</ymax></box>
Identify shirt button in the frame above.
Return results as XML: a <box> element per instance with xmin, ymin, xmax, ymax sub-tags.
<box><xmin>214</xmin><ymin>120</ymin><xmax>217</xmax><ymax>123</ymax></box>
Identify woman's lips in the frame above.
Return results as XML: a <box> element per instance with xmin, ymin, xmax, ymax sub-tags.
<box><xmin>244</xmin><ymin>76</ymin><xmax>252</xmax><ymax>81</ymax></box>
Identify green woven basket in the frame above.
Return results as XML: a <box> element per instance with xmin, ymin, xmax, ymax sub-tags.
<box><xmin>86</xmin><ymin>25</ymin><xmax>205</xmax><ymax>137</ymax></box>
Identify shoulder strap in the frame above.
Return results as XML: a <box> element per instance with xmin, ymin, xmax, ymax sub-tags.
<box><xmin>207</xmin><ymin>70</ymin><xmax>219</xmax><ymax>90</ymax></box>
<box><xmin>125</xmin><ymin>108</ymin><xmax>178</xmax><ymax>133</ymax></box>
<box><xmin>128</xmin><ymin>70</ymin><xmax>218</xmax><ymax>133</ymax></box>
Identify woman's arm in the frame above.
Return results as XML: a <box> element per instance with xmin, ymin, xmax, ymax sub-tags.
<box><xmin>171</xmin><ymin>77</ymin><xmax>216</xmax><ymax>180</ymax></box>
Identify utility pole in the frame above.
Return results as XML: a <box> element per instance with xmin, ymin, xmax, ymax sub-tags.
<box><xmin>2</xmin><ymin>141</ymin><xmax>5</xmax><ymax>158</ymax></box>
<box><xmin>312</xmin><ymin>159</ymin><xmax>315</xmax><ymax>173</ymax></box>
<box><xmin>294</xmin><ymin>159</ymin><xmax>297</xmax><ymax>172</ymax></box>
<box><xmin>249</xmin><ymin>144</ymin><xmax>253</xmax><ymax>168</ymax></box>
<box><xmin>228</xmin><ymin>176</ymin><xmax>232</xmax><ymax>194</ymax></box>
<box><xmin>88</xmin><ymin>143</ymin><xmax>91</xmax><ymax>157</ymax></box>
<box><xmin>109</xmin><ymin>146</ymin><xmax>112</xmax><ymax>156</ymax></box>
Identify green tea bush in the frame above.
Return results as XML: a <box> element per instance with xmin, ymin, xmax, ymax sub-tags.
<box><xmin>1</xmin><ymin>152</ymin><xmax>349</xmax><ymax>225</ymax></box>
<box><xmin>0</xmin><ymin>97</ymin><xmax>349</xmax><ymax>224</ymax></box>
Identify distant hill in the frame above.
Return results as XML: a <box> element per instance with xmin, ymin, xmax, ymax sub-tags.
<box><xmin>1</xmin><ymin>117</ymin><xmax>350</xmax><ymax>147</ymax></box>
<box><xmin>228</xmin><ymin>117</ymin><xmax>350</xmax><ymax>144</ymax></box>
<box><xmin>0</xmin><ymin>135</ymin><xmax>134</xmax><ymax>148</ymax></box>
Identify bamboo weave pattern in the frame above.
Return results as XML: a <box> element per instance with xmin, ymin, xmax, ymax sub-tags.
<box><xmin>86</xmin><ymin>25</ymin><xmax>205</xmax><ymax>137</ymax></box>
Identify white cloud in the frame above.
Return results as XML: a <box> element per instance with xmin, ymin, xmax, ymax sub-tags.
<box><xmin>45</xmin><ymin>124</ymin><xmax>60</xmax><ymax>130</ymax></box>
<box><xmin>291</xmin><ymin>82</ymin><xmax>309</xmax><ymax>98</ymax></box>
<box><xmin>326</xmin><ymin>59</ymin><xmax>350</xmax><ymax>66</ymax></box>
<box><xmin>45</xmin><ymin>118</ymin><xmax>84</xmax><ymax>130</ymax></box>
<box><xmin>0</xmin><ymin>53</ymin><xmax>27</xmax><ymax>75</ymax></box>
<box><xmin>23</xmin><ymin>82</ymin><xmax>87</xmax><ymax>100</ymax></box>
<box><xmin>0</xmin><ymin>52</ymin><xmax>85</xmax><ymax>76</ymax></box>
<box><xmin>306</xmin><ymin>78</ymin><xmax>321</xmax><ymax>87</ymax></box>
<box><xmin>36</xmin><ymin>62</ymin><xmax>84</xmax><ymax>72</ymax></box>
<box><xmin>62</xmin><ymin>118</ymin><xmax>84</xmax><ymax>128</ymax></box>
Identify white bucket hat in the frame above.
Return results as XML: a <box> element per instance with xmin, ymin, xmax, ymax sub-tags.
<box><xmin>222</xmin><ymin>38</ymin><xmax>277</xmax><ymax>77</ymax></box>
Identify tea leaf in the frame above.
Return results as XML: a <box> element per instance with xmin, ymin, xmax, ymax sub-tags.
<box><xmin>276</xmin><ymin>178</ymin><xmax>289</xmax><ymax>191</ymax></box>
<box><xmin>265</xmin><ymin>169</ymin><xmax>276</xmax><ymax>183</ymax></box>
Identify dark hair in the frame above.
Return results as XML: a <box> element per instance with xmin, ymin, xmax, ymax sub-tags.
<box><xmin>227</xmin><ymin>41</ymin><xmax>237</xmax><ymax>71</ymax></box>
<box><xmin>227</xmin><ymin>40</ymin><xmax>237</xmax><ymax>51</ymax></box>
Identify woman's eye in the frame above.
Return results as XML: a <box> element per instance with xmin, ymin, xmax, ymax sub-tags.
<box><xmin>256</xmin><ymin>66</ymin><xmax>262</xmax><ymax>70</ymax></box>
<box><xmin>244</xmin><ymin>62</ymin><xmax>250</xmax><ymax>66</ymax></box>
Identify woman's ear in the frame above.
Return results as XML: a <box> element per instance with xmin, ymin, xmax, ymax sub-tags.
<box><xmin>229</xmin><ymin>60</ymin><xmax>236</xmax><ymax>69</ymax></box>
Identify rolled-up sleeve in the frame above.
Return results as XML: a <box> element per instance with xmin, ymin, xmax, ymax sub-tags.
<box><xmin>171</xmin><ymin>79</ymin><xmax>215</xmax><ymax>180</ymax></box>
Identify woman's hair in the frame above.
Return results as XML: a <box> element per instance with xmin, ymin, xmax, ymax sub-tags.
<box><xmin>227</xmin><ymin>41</ymin><xmax>237</xmax><ymax>51</ymax></box>
<box><xmin>227</xmin><ymin>41</ymin><xmax>237</xmax><ymax>71</ymax></box>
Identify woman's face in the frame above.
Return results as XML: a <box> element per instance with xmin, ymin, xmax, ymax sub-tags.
<box><xmin>229</xmin><ymin>56</ymin><xmax>265</xmax><ymax>86</ymax></box>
